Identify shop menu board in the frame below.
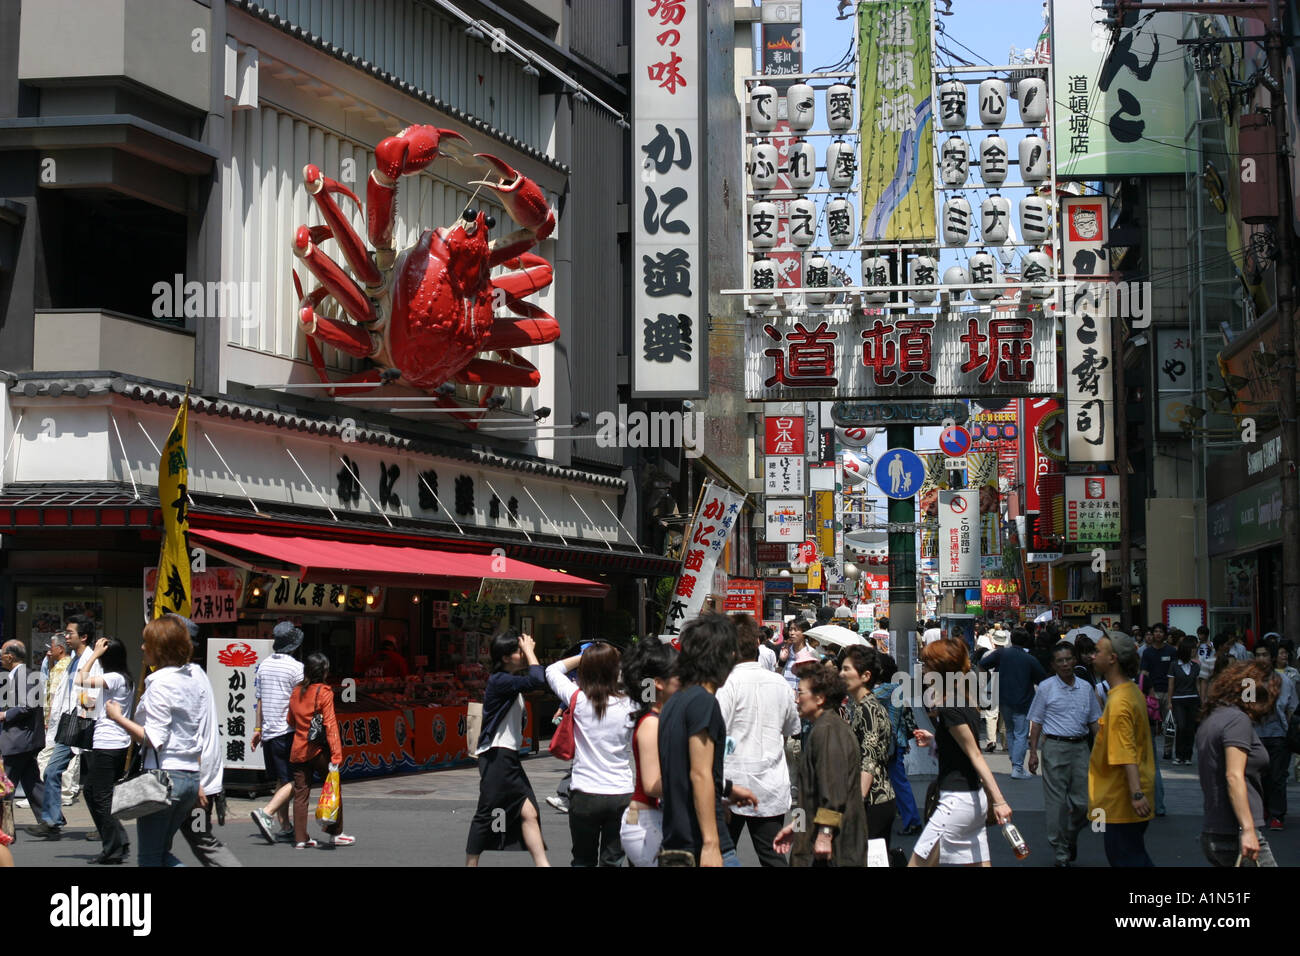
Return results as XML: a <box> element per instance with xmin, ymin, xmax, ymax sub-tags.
<box><xmin>207</xmin><ymin>638</ymin><xmax>272</xmax><ymax>770</ymax></box>
<box><xmin>30</xmin><ymin>599</ymin><xmax>105</xmax><ymax>650</ymax></box>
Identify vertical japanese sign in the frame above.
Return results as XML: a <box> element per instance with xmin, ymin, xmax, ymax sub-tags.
<box><xmin>154</xmin><ymin>390</ymin><xmax>191</xmax><ymax>619</ymax></box>
<box><xmin>1051</xmin><ymin>2</ymin><xmax>1185</xmax><ymax>177</ymax></box>
<box><xmin>1060</xmin><ymin>195</ymin><xmax>1110</xmax><ymax>277</ymax></box>
<box><xmin>765</xmin><ymin>456</ymin><xmax>805</xmax><ymax>494</ymax></box>
<box><xmin>938</xmin><ymin>489</ymin><xmax>979</xmax><ymax>589</ymax></box>
<box><xmin>765</xmin><ymin>498</ymin><xmax>806</xmax><ymax>542</ymax></box>
<box><xmin>859</xmin><ymin>0</ymin><xmax>935</xmax><ymax>241</ymax></box>
<box><xmin>208</xmin><ymin>638</ymin><xmax>273</xmax><ymax>770</ymax></box>
<box><xmin>1065</xmin><ymin>283</ymin><xmax>1115</xmax><ymax>461</ymax></box>
<box><xmin>663</xmin><ymin>480</ymin><xmax>747</xmax><ymax>638</ymax></box>
<box><xmin>765</xmin><ymin>415</ymin><xmax>806</xmax><ymax>454</ymax></box>
<box><xmin>1023</xmin><ymin>397</ymin><xmax>1063</xmax><ymax>514</ymax></box>
<box><xmin>814</xmin><ymin>490</ymin><xmax>835</xmax><ymax>563</ymax></box>
<box><xmin>1155</xmin><ymin>328</ymin><xmax>1194</xmax><ymax>435</ymax></box>
<box><xmin>633</xmin><ymin>0</ymin><xmax>704</xmax><ymax>397</ymax></box>
<box><xmin>1065</xmin><ymin>475</ymin><xmax>1120</xmax><ymax>543</ymax></box>
<box><xmin>761</xmin><ymin>1</ymin><xmax>802</xmax><ymax>80</ymax></box>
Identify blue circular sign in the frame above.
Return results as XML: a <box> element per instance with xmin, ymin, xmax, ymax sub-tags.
<box><xmin>939</xmin><ymin>425</ymin><xmax>972</xmax><ymax>456</ymax></box>
<box><xmin>874</xmin><ymin>447</ymin><xmax>925</xmax><ymax>500</ymax></box>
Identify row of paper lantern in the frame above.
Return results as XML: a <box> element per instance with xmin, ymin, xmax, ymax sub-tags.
<box><xmin>748</xmin><ymin>82</ymin><xmax>854</xmax><ymax>134</ymax></box>
<box><xmin>938</xmin><ymin>77</ymin><xmax>1047</xmax><ymax>129</ymax></box>
<box><xmin>750</xmin><ymin>197</ymin><xmax>858</xmax><ymax>248</ymax></box>
<box><xmin>748</xmin><ymin>140</ymin><xmax>856</xmax><ymax>193</ymax></box>
<box><xmin>941</xmin><ymin>194</ymin><xmax>1052</xmax><ymax>245</ymax></box>
<box><xmin>941</xmin><ymin>134</ymin><xmax>1049</xmax><ymax>187</ymax></box>
<box><xmin>749</xmin><ymin>250</ymin><xmax>1054</xmax><ymax>306</ymax></box>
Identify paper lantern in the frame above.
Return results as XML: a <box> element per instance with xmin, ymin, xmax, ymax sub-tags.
<box><xmin>1019</xmin><ymin>196</ymin><xmax>1050</xmax><ymax>243</ymax></box>
<box><xmin>943</xmin><ymin>197</ymin><xmax>973</xmax><ymax>245</ymax></box>
<box><xmin>749</xmin><ymin>84</ymin><xmax>778</xmax><ymax>133</ymax></box>
<box><xmin>979</xmin><ymin>135</ymin><xmax>1009</xmax><ymax>186</ymax></box>
<box><xmin>750</xmin><ymin>258</ymin><xmax>777</xmax><ymax>305</ymax></box>
<box><xmin>978</xmin><ymin>78</ymin><xmax>1008</xmax><ymax>127</ymax></box>
<box><xmin>938</xmin><ymin>79</ymin><xmax>967</xmax><ymax>129</ymax></box>
<box><xmin>1019</xmin><ymin>135</ymin><xmax>1049</xmax><ymax>185</ymax></box>
<box><xmin>969</xmin><ymin>251</ymin><xmax>999</xmax><ymax>300</ymax></box>
<box><xmin>1020</xmin><ymin>249</ymin><xmax>1054</xmax><ymax>299</ymax></box>
<box><xmin>862</xmin><ymin>255</ymin><xmax>890</xmax><ymax>303</ymax></box>
<box><xmin>826</xmin><ymin>141</ymin><xmax>857</xmax><ymax>190</ymax></box>
<box><xmin>805</xmin><ymin>255</ymin><xmax>832</xmax><ymax>304</ymax></box>
<box><xmin>787</xmin><ymin>141</ymin><xmax>816</xmax><ymax>192</ymax></box>
<box><xmin>749</xmin><ymin>143</ymin><xmax>779</xmax><ymax>193</ymax></box>
<box><xmin>943</xmin><ymin>264</ymin><xmax>969</xmax><ymax>299</ymax></box>
<box><xmin>826</xmin><ymin>83</ymin><xmax>854</xmax><ymax>133</ymax></box>
<box><xmin>940</xmin><ymin>136</ymin><xmax>970</xmax><ymax>186</ymax></box>
<box><xmin>788</xmin><ymin>197</ymin><xmax>817</xmax><ymax>247</ymax></box>
<box><xmin>1018</xmin><ymin>77</ymin><xmax>1047</xmax><ymax>124</ymax></box>
<box><xmin>981</xmin><ymin>195</ymin><xmax>1012</xmax><ymax>244</ymax></box>
<box><xmin>826</xmin><ymin>198</ymin><xmax>855</xmax><ymax>247</ymax></box>
<box><xmin>749</xmin><ymin>200</ymin><xmax>779</xmax><ymax>249</ymax></box>
<box><xmin>787</xmin><ymin>83</ymin><xmax>815</xmax><ymax>132</ymax></box>
<box><xmin>909</xmin><ymin>255</ymin><xmax>938</xmax><ymax>304</ymax></box>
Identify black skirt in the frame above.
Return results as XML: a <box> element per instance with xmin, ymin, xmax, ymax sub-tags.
<box><xmin>465</xmin><ymin>747</ymin><xmax>543</xmax><ymax>854</ymax></box>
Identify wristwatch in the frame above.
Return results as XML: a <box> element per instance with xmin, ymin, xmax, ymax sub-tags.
<box><xmin>818</xmin><ymin>825</ymin><xmax>835</xmax><ymax>837</ymax></box>
<box><xmin>1131</xmin><ymin>791</ymin><xmax>1146</xmax><ymax>801</ymax></box>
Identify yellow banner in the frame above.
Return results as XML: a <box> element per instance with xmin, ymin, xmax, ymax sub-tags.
<box><xmin>154</xmin><ymin>392</ymin><xmax>192</xmax><ymax>619</ymax></box>
<box><xmin>815</xmin><ymin>491</ymin><xmax>835</xmax><ymax>564</ymax></box>
<box><xmin>858</xmin><ymin>0</ymin><xmax>935</xmax><ymax>242</ymax></box>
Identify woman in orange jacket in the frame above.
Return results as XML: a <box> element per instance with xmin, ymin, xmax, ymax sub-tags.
<box><xmin>288</xmin><ymin>652</ymin><xmax>352</xmax><ymax>848</ymax></box>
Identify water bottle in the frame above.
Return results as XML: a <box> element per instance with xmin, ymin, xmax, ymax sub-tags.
<box><xmin>1002</xmin><ymin>822</ymin><xmax>1029</xmax><ymax>860</ymax></box>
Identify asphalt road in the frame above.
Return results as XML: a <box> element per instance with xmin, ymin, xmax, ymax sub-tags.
<box><xmin>9</xmin><ymin>749</ymin><xmax>1299</xmax><ymax>868</ymax></box>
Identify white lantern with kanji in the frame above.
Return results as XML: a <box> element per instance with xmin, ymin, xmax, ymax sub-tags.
<box><xmin>1018</xmin><ymin>77</ymin><xmax>1048</xmax><ymax>124</ymax></box>
<box><xmin>787</xmin><ymin>83</ymin><xmax>816</xmax><ymax>132</ymax></box>
<box><xmin>979</xmin><ymin>135</ymin><xmax>1009</xmax><ymax>186</ymax></box>
<box><xmin>968</xmin><ymin>251</ymin><xmax>999</xmax><ymax>300</ymax></box>
<box><xmin>805</xmin><ymin>255</ymin><xmax>832</xmax><ymax>304</ymax></box>
<box><xmin>862</xmin><ymin>255</ymin><xmax>890</xmax><ymax>303</ymax></box>
<box><xmin>750</xmin><ymin>200</ymin><xmax>779</xmax><ymax>249</ymax></box>
<box><xmin>826</xmin><ymin>198</ymin><xmax>855</xmax><ymax>247</ymax></box>
<box><xmin>1019</xmin><ymin>195</ymin><xmax>1050</xmax><ymax>243</ymax></box>
<box><xmin>826</xmin><ymin>83</ymin><xmax>854</xmax><ymax>133</ymax></box>
<box><xmin>826</xmin><ymin>141</ymin><xmax>857</xmax><ymax>190</ymax></box>
<box><xmin>940</xmin><ymin>136</ymin><xmax>969</xmax><ymax>186</ymax></box>
<box><xmin>1019</xmin><ymin>135</ymin><xmax>1049</xmax><ymax>185</ymax></box>
<box><xmin>981</xmin><ymin>195</ymin><xmax>1012</xmax><ymax>243</ymax></box>
<box><xmin>938</xmin><ymin>79</ymin><xmax>967</xmax><ymax>129</ymax></box>
<box><xmin>943</xmin><ymin>264</ymin><xmax>969</xmax><ymax>299</ymax></box>
<box><xmin>787</xmin><ymin>142</ymin><xmax>817</xmax><ymax>192</ymax></box>
<box><xmin>1020</xmin><ymin>249</ymin><xmax>1054</xmax><ymax>300</ymax></box>
<box><xmin>749</xmin><ymin>83</ymin><xmax>779</xmax><ymax>133</ymax></box>
<box><xmin>942</xmin><ymin>197</ymin><xmax>972</xmax><ymax>245</ymax></box>
<box><xmin>751</xmin><ymin>257</ymin><xmax>778</xmax><ymax>305</ymax></box>
<box><xmin>909</xmin><ymin>255</ymin><xmax>938</xmax><ymax>304</ymax></box>
<box><xmin>749</xmin><ymin>143</ymin><xmax>779</xmax><ymax>193</ymax></box>
<box><xmin>978</xmin><ymin>78</ymin><xmax>1009</xmax><ymax>127</ymax></box>
<box><xmin>789</xmin><ymin>197</ymin><xmax>817</xmax><ymax>247</ymax></box>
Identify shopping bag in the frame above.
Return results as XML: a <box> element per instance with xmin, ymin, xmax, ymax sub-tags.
<box><xmin>548</xmin><ymin>691</ymin><xmax>581</xmax><ymax>761</ymax></box>
<box><xmin>316</xmin><ymin>769</ymin><xmax>341</xmax><ymax>825</ymax></box>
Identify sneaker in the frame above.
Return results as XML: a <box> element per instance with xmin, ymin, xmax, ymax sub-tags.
<box><xmin>15</xmin><ymin>798</ymin><xmax>29</xmax><ymax>810</ymax></box>
<box><xmin>275</xmin><ymin>828</ymin><xmax>296</xmax><ymax>843</ymax></box>
<box><xmin>984</xmin><ymin>742</ymin><xmax>996</xmax><ymax>753</ymax></box>
<box><xmin>251</xmin><ymin>809</ymin><xmax>277</xmax><ymax>845</ymax></box>
<box><xmin>294</xmin><ymin>839</ymin><xmax>318</xmax><ymax>849</ymax></box>
<box><xmin>24</xmin><ymin>822</ymin><xmax>62</xmax><ymax>839</ymax></box>
<box><xmin>546</xmin><ymin>795</ymin><xmax>570</xmax><ymax>814</ymax></box>
<box><xmin>1269</xmin><ymin>817</ymin><xmax>1284</xmax><ymax>831</ymax></box>
<box><xmin>62</xmin><ymin>794</ymin><xmax>78</xmax><ymax>807</ymax></box>
<box><xmin>1010</xmin><ymin>768</ymin><xmax>1032</xmax><ymax>780</ymax></box>
<box><xmin>327</xmin><ymin>833</ymin><xmax>356</xmax><ymax>846</ymax></box>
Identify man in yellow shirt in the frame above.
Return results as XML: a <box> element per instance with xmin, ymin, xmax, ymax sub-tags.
<box><xmin>1089</xmin><ymin>632</ymin><xmax>1155</xmax><ymax>866</ymax></box>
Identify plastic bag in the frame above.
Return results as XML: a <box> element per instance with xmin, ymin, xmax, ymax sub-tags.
<box><xmin>316</xmin><ymin>769</ymin><xmax>340</xmax><ymax>825</ymax></box>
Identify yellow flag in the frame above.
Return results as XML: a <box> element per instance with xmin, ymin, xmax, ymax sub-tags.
<box><xmin>154</xmin><ymin>390</ymin><xmax>191</xmax><ymax>619</ymax></box>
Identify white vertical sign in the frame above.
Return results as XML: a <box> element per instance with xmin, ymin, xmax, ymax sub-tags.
<box><xmin>663</xmin><ymin>480</ymin><xmax>747</xmax><ymax>638</ymax></box>
<box><xmin>632</xmin><ymin>0</ymin><xmax>704</xmax><ymax>397</ymax></box>
<box><xmin>938</xmin><ymin>489</ymin><xmax>979</xmax><ymax>589</ymax></box>
<box><xmin>207</xmin><ymin>638</ymin><xmax>274</xmax><ymax>770</ymax></box>
<box><xmin>1064</xmin><ymin>282</ymin><xmax>1115</xmax><ymax>461</ymax></box>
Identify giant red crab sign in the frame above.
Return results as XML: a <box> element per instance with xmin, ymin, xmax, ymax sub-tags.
<box><xmin>290</xmin><ymin>125</ymin><xmax>559</xmax><ymax>418</ymax></box>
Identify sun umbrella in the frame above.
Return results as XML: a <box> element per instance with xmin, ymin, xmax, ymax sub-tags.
<box><xmin>1034</xmin><ymin>609</ymin><xmax>1054</xmax><ymax>624</ymax></box>
<box><xmin>1063</xmin><ymin>625</ymin><xmax>1104</xmax><ymax>646</ymax></box>
<box><xmin>805</xmin><ymin>624</ymin><xmax>868</xmax><ymax>650</ymax></box>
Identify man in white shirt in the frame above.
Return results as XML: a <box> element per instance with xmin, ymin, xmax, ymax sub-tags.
<box><xmin>869</xmin><ymin>616</ymin><xmax>891</xmax><ymax>657</ymax></box>
<box><xmin>717</xmin><ymin>617</ymin><xmax>801</xmax><ymax>867</ymax></box>
<box><xmin>250</xmin><ymin>622</ymin><xmax>305</xmax><ymax>844</ymax></box>
<box><xmin>757</xmin><ymin>626</ymin><xmax>778</xmax><ymax>672</ymax></box>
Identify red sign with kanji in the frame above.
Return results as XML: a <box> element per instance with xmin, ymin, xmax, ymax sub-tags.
<box><xmin>764</xmin><ymin>415</ymin><xmax>806</xmax><ymax>455</ymax></box>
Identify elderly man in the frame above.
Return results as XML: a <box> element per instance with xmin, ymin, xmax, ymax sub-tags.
<box><xmin>1028</xmin><ymin>642</ymin><xmax>1102</xmax><ymax>867</ymax></box>
<box><xmin>30</xmin><ymin>616</ymin><xmax>95</xmax><ymax>837</ymax></box>
<box><xmin>1</xmin><ymin>641</ymin><xmax>47</xmax><ymax>824</ymax></box>
<box><xmin>24</xmin><ymin>634</ymin><xmax>69</xmax><ymax>814</ymax></box>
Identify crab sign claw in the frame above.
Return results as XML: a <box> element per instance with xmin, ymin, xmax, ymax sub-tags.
<box><xmin>374</xmin><ymin>126</ymin><xmax>469</xmax><ymax>182</ymax></box>
<box><xmin>470</xmin><ymin>153</ymin><xmax>555</xmax><ymax>240</ymax></box>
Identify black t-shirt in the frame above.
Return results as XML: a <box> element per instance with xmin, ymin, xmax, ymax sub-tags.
<box><xmin>934</xmin><ymin>706</ymin><xmax>982</xmax><ymax>792</ymax></box>
<box><xmin>657</xmin><ymin>684</ymin><xmax>733</xmax><ymax>856</ymax></box>
<box><xmin>1141</xmin><ymin>645</ymin><xmax>1177</xmax><ymax>692</ymax></box>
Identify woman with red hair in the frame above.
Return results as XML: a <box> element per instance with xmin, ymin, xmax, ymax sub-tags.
<box><xmin>909</xmin><ymin>639</ymin><xmax>1013</xmax><ymax>866</ymax></box>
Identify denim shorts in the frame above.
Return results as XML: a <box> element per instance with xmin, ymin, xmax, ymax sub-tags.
<box><xmin>264</xmin><ymin>733</ymin><xmax>293</xmax><ymax>785</ymax></box>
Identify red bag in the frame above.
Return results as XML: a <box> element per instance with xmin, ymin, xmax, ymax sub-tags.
<box><xmin>548</xmin><ymin>690</ymin><xmax>581</xmax><ymax>761</ymax></box>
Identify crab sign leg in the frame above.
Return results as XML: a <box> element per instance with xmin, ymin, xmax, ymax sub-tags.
<box><xmin>470</xmin><ymin>154</ymin><xmax>557</xmax><ymax>267</ymax></box>
<box><xmin>458</xmin><ymin>351</ymin><xmax>542</xmax><ymax>388</ymax></box>
<box><xmin>367</xmin><ymin>126</ymin><xmax>468</xmax><ymax>268</ymax></box>
<box><xmin>292</xmin><ymin>225</ymin><xmax>377</xmax><ymax>326</ymax></box>
<box><xmin>303</xmin><ymin>165</ymin><xmax>382</xmax><ymax>289</ymax></box>
<box><xmin>491</xmin><ymin>253</ymin><xmax>552</xmax><ymax>299</ymax></box>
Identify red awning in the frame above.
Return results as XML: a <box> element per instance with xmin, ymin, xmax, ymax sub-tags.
<box><xmin>189</xmin><ymin>530</ymin><xmax>609</xmax><ymax>598</ymax></box>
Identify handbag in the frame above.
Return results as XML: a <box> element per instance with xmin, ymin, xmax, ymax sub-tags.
<box><xmin>55</xmin><ymin>710</ymin><xmax>97</xmax><ymax>750</ymax></box>
<box><xmin>548</xmin><ymin>690</ymin><xmax>581</xmax><ymax>761</ymax></box>
<box><xmin>111</xmin><ymin>744</ymin><xmax>174</xmax><ymax>820</ymax></box>
<box><xmin>307</xmin><ymin>686</ymin><xmax>328</xmax><ymax>748</ymax></box>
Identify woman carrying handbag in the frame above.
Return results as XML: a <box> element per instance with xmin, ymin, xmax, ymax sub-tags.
<box><xmin>287</xmin><ymin>653</ymin><xmax>352</xmax><ymax>848</ymax></box>
<box><xmin>74</xmin><ymin>637</ymin><xmax>134</xmax><ymax>863</ymax></box>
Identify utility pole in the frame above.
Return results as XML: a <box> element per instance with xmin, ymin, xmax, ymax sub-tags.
<box><xmin>1111</xmin><ymin>0</ymin><xmax>1299</xmax><ymax>635</ymax></box>
<box><xmin>1115</xmin><ymin>303</ymin><xmax>1133</xmax><ymax>627</ymax></box>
